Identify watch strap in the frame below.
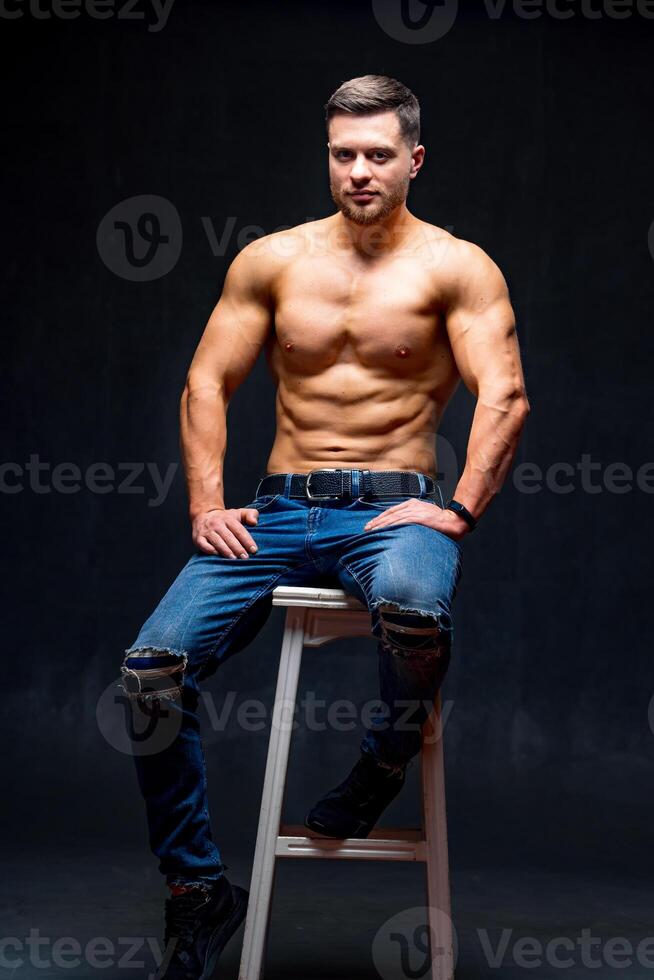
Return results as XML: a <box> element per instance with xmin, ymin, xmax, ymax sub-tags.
<box><xmin>445</xmin><ymin>499</ymin><xmax>478</xmax><ymax>531</ymax></box>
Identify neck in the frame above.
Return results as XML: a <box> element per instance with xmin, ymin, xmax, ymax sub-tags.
<box><xmin>333</xmin><ymin>204</ymin><xmax>417</xmax><ymax>257</ymax></box>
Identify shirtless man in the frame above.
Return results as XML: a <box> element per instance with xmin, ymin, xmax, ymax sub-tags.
<box><xmin>121</xmin><ymin>75</ymin><xmax>529</xmax><ymax>979</ymax></box>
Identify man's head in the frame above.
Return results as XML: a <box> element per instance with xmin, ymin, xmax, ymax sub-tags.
<box><xmin>325</xmin><ymin>75</ymin><xmax>424</xmax><ymax>226</ymax></box>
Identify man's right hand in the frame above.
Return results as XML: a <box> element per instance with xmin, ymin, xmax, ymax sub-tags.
<box><xmin>191</xmin><ymin>507</ymin><xmax>261</xmax><ymax>558</ymax></box>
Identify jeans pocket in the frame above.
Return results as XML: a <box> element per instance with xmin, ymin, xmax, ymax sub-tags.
<box><xmin>355</xmin><ymin>495</ymin><xmax>417</xmax><ymax>511</ymax></box>
<box><xmin>359</xmin><ymin>494</ymin><xmax>463</xmax><ymax>553</ymax></box>
<box><xmin>248</xmin><ymin>493</ymin><xmax>282</xmax><ymax>512</ymax></box>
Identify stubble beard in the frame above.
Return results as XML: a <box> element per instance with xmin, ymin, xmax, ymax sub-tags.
<box><xmin>330</xmin><ymin>173</ymin><xmax>411</xmax><ymax>226</ymax></box>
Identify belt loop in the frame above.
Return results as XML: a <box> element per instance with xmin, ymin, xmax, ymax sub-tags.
<box><xmin>417</xmin><ymin>472</ymin><xmax>426</xmax><ymax>497</ymax></box>
<box><xmin>283</xmin><ymin>473</ymin><xmax>293</xmax><ymax>497</ymax></box>
<box><xmin>351</xmin><ymin>470</ymin><xmax>360</xmax><ymax>498</ymax></box>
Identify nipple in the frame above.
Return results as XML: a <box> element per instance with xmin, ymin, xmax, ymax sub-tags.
<box><xmin>395</xmin><ymin>344</ymin><xmax>411</xmax><ymax>358</ymax></box>
<box><xmin>284</xmin><ymin>341</ymin><xmax>295</xmax><ymax>352</ymax></box>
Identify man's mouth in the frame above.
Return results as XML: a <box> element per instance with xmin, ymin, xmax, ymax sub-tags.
<box><xmin>350</xmin><ymin>191</ymin><xmax>378</xmax><ymax>202</ymax></box>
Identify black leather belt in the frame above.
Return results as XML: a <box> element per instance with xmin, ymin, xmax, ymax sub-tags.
<box><xmin>255</xmin><ymin>468</ymin><xmax>441</xmax><ymax>502</ymax></box>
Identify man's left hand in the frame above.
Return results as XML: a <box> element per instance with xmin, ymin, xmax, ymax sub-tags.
<box><xmin>363</xmin><ymin>499</ymin><xmax>469</xmax><ymax>542</ymax></box>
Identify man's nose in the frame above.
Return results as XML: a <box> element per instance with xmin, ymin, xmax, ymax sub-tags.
<box><xmin>350</xmin><ymin>154</ymin><xmax>373</xmax><ymax>181</ymax></box>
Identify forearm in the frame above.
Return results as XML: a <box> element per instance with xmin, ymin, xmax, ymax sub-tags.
<box><xmin>451</xmin><ymin>389</ymin><xmax>529</xmax><ymax>523</ymax></box>
<box><xmin>179</xmin><ymin>381</ymin><xmax>228</xmax><ymax>519</ymax></box>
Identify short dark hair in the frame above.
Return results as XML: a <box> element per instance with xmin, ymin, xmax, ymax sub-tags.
<box><xmin>325</xmin><ymin>74</ymin><xmax>420</xmax><ymax>147</ymax></box>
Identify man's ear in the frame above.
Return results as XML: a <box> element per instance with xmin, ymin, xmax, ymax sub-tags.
<box><xmin>410</xmin><ymin>144</ymin><xmax>425</xmax><ymax>179</ymax></box>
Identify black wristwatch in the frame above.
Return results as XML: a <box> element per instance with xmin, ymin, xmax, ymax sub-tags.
<box><xmin>445</xmin><ymin>499</ymin><xmax>478</xmax><ymax>532</ymax></box>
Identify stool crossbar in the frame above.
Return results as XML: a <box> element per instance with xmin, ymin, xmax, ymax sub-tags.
<box><xmin>237</xmin><ymin>585</ymin><xmax>454</xmax><ymax>980</ymax></box>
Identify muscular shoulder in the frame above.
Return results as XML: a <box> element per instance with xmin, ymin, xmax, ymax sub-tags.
<box><xmin>416</xmin><ymin>226</ymin><xmax>510</xmax><ymax>309</ymax></box>
<box><xmin>224</xmin><ymin>219</ymin><xmax>319</xmax><ymax>292</ymax></box>
<box><xmin>426</xmin><ymin>231</ymin><xmax>516</xmax><ymax>367</ymax></box>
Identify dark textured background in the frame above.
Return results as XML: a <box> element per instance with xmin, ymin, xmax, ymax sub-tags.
<box><xmin>3</xmin><ymin>0</ymin><xmax>652</xmax><ymax>920</ymax></box>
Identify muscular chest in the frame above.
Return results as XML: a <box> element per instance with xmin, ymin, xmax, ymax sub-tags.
<box><xmin>271</xmin><ymin>256</ymin><xmax>448</xmax><ymax>376</ymax></box>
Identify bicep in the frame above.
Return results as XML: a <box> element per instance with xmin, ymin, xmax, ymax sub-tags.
<box><xmin>444</xmin><ymin>247</ymin><xmax>525</xmax><ymax>400</ymax></box>
<box><xmin>185</xmin><ymin>246</ymin><xmax>274</xmax><ymax>400</ymax></box>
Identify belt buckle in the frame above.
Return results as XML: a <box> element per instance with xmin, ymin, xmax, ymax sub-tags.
<box><xmin>305</xmin><ymin>468</ymin><xmax>344</xmax><ymax>500</ymax></box>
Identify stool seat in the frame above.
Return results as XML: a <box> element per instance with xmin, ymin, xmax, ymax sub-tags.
<box><xmin>238</xmin><ymin>585</ymin><xmax>454</xmax><ymax>980</ymax></box>
<box><xmin>272</xmin><ymin>584</ymin><xmax>361</xmax><ymax>609</ymax></box>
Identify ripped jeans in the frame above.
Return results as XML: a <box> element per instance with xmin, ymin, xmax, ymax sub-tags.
<box><xmin>120</xmin><ymin>470</ymin><xmax>463</xmax><ymax>887</ymax></box>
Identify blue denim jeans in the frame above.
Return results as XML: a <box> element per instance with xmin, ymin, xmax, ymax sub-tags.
<box><xmin>120</xmin><ymin>470</ymin><xmax>463</xmax><ymax>887</ymax></box>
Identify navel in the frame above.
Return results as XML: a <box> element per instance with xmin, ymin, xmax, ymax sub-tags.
<box><xmin>394</xmin><ymin>344</ymin><xmax>411</xmax><ymax>358</ymax></box>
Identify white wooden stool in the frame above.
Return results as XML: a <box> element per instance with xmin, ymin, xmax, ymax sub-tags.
<box><xmin>237</xmin><ymin>585</ymin><xmax>454</xmax><ymax>980</ymax></box>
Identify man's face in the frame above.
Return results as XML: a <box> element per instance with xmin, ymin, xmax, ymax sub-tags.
<box><xmin>327</xmin><ymin>110</ymin><xmax>423</xmax><ymax>226</ymax></box>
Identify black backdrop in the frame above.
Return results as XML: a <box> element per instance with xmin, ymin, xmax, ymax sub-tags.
<box><xmin>3</xmin><ymin>0</ymin><xmax>652</xmax><ymax>886</ymax></box>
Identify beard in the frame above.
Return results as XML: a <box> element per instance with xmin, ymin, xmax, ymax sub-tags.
<box><xmin>330</xmin><ymin>173</ymin><xmax>411</xmax><ymax>225</ymax></box>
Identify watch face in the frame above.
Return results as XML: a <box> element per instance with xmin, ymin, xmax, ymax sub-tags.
<box><xmin>448</xmin><ymin>501</ymin><xmax>476</xmax><ymax>529</ymax></box>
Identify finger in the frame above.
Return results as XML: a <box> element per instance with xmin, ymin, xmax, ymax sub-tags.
<box><xmin>196</xmin><ymin>535</ymin><xmax>219</xmax><ymax>555</ymax></box>
<box><xmin>365</xmin><ymin>513</ymin><xmax>412</xmax><ymax>530</ymax></box>
<box><xmin>374</xmin><ymin>502</ymin><xmax>407</xmax><ymax>514</ymax></box>
<box><xmin>210</xmin><ymin>525</ymin><xmax>251</xmax><ymax>559</ymax></box>
<box><xmin>205</xmin><ymin>529</ymin><xmax>242</xmax><ymax>559</ymax></box>
<box><xmin>224</xmin><ymin>517</ymin><xmax>258</xmax><ymax>554</ymax></box>
<box><xmin>363</xmin><ymin>502</ymin><xmax>411</xmax><ymax>525</ymax></box>
<box><xmin>240</xmin><ymin>508</ymin><xmax>260</xmax><ymax>524</ymax></box>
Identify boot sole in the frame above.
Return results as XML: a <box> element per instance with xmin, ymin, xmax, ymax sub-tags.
<box><xmin>200</xmin><ymin>884</ymin><xmax>249</xmax><ymax>979</ymax></box>
<box><xmin>303</xmin><ymin>809</ymin><xmax>371</xmax><ymax>839</ymax></box>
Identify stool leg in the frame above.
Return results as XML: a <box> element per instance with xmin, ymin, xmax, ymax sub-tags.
<box><xmin>238</xmin><ymin>607</ymin><xmax>308</xmax><ymax>980</ymax></box>
<box><xmin>421</xmin><ymin>692</ymin><xmax>454</xmax><ymax>980</ymax></box>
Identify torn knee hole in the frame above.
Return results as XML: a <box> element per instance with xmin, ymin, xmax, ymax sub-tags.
<box><xmin>120</xmin><ymin>647</ymin><xmax>188</xmax><ymax>702</ymax></box>
<box><xmin>377</xmin><ymin>603</ymin><xmax>447</xmax><ymax>659</ymax></box>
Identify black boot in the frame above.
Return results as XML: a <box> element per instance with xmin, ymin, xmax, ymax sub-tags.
<box><xmin>304</xmin><ymin>751</ymin><xmax>408</xmax><ymax>839</ymax></box>
<box><xmin>154</xmin><ymin>873</ymin><xmax>249</xmax><ymax>979</ymax></box>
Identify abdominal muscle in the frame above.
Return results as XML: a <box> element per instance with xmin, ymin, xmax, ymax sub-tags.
<box><xmin>264</xmin><ymin>360</ymin><xmax>457</xmax><ymax>480</ymax></box>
